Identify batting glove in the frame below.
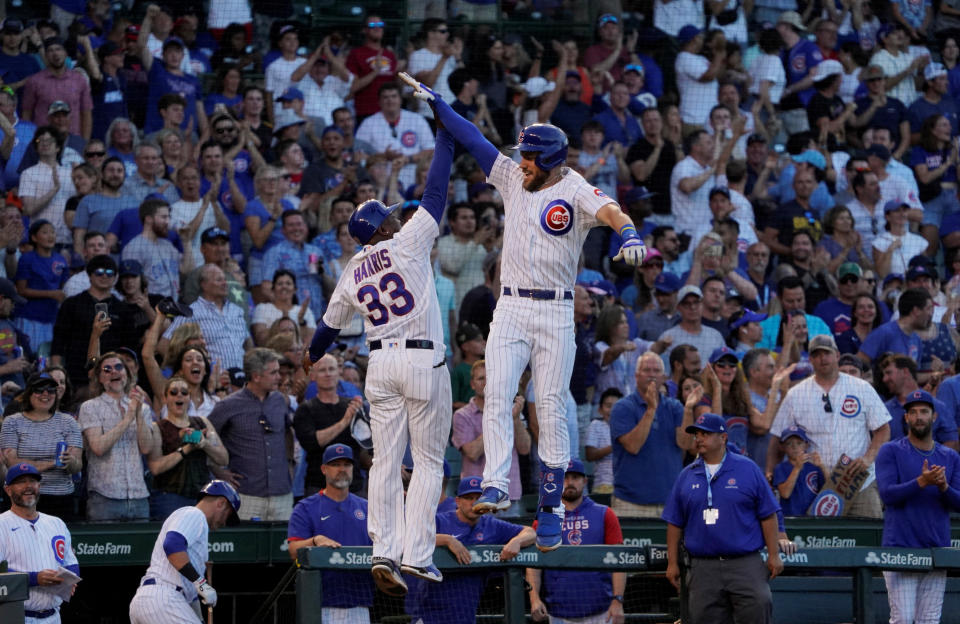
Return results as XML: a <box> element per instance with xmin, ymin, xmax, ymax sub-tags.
<box><xmin>398</xmin><ymin>72</ymin><xmax>439</xmax><ymax>102</ymax></box>
<box><xmin>613</xmin><ymin>239</ymin><xmax>647</xmax><ymax>265</ymax></box>
<box><xmin>193</xmin><ymin>578</ymin><xmax>218</xmax><ymax>607</ymax></box>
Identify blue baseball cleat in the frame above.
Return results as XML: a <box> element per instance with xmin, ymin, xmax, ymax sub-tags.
<box><xmin>472</xmin><ymin>487</ymin><xmax>511</xmax><ymax>514</ymax></box>
<box><xmin>401</xmin><ymin>563</ymin><xmax>444</xmax><ymax>583</ymax></box>
<box><xmin>371</xmin><ymin>557</ymin><xmax>408</xmax><ymax>596</ymax></box>
<box><xmin>536</xmin><ymin>507</ymin><xmax>565</xmax><ymax>552</ymax></box>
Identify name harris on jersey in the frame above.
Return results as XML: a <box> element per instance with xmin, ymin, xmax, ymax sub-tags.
<box><xmin>353</xmin><ymin>249</ymin><xmax>393</xmax><ymax>285</ymax></box>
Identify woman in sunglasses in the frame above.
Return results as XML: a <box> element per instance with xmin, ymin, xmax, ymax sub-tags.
<box><xmin>146</xmin><ymin>376</ymin><xmax>227</xmax><ymax>520</ymax></box>
<box><xmin>0</xmin><ymin>373</ymin><xmax>83</xmax><ymax>520</ymax></box>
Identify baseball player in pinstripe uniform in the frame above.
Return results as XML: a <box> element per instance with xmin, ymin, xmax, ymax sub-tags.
<box><xmin>307</xmin><ymin>120</ymin><xmax>456</xmax><ymax>595</ymax></box>
<box><xmin>128</xmin><ymin>480</ymin><xmax>240</xmax><ymax>624</ymax></box>
<box><xmin>0</xmin><ymin>463</ymin><xmax>79</xmax><ymax>624</ymax></box>
<box><xmin>876</xmin><ymin>390</ymin><xmax>960</xmax><ymax>624</ymax></box>
<box><xmin>401</xmin><ymin>72</ymin><xmax>647</xmax><ymax>551</ymax></box>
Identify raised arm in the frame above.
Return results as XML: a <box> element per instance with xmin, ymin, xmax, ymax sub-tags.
<box><xmin>401</xmin><ymin>72</ymin><xmax>500</xmax><ymax>177</ymax></box>
<box><xmin>421</xmin><ymin>127</ymin><xmax>455</xmax><ymax>225</ymax></box>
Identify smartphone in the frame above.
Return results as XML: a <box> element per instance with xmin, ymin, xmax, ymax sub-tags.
<box><xmin>94</xmin><ymin>302</ymin><xmax>109</xmax><ymax>320</ymax></box>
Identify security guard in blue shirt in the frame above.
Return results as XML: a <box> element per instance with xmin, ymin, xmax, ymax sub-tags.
<box><xmin>662</xmin><ymin>413</ymin><xmax>783</xmax><ymax>624</ymax></box>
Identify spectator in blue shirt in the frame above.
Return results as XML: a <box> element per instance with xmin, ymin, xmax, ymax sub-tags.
<box><xmin>261</xmin><ymin>210</ymin><xmax>332</xmax><ymax>321</ymax></box>
<box><xmin>14</xmin><ymin>219</ymin><xmax>68</xmax><ymax>353</ymax></box>
<box><xmin>858</xmin><ymin>287</ymin><xmax>931</xmax><ymax>366</ymax></box>
<box><xmin>880</xmin><ymin>353</ymin><xmax>959</xmax><ymax>449</ymax></box>
<box><xmin>773</xmin><ymin>425</ymin><xmax>826</xmax><ymax>516</ymax></box>
<box><xmin>591</xmin><ymin>82</ymin><xmax>641</xmax><ymax>147</ymax></box>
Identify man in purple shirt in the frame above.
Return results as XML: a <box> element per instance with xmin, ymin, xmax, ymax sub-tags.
<box><xmin>21</xmin><ymin>37</ymin><xmax>92</xmax><ymax>138</ymax></box>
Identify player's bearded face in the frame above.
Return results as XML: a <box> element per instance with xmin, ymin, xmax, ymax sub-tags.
<box><xmin>562</xmin><ymin>477</ymin><xmax>584</xmax><ymax>502</ymax></box>
<box><xmin>907</xmin><ymin>407</ymin><xmax>934</xmax><ymax>439</ymax></box>
<box><xmin>519</xmin><ymin>156</ymin><xmax>551</xmax><ymax>192</ymax></box>
<box><xmin>7</xmin><ymin>478</ymin><xmax>39</xmax><ymax>509</ymax></box>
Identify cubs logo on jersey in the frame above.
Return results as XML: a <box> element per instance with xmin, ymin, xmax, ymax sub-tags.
<box><xmin>840</xmin><ymin>395</ymin><xmax>862</xmax><ymax>418</ymax></box>
<box><xmin>540</xmin><ymin>200</ymin><xmax>573</xmax><ymax>236</ymax></box>
<box><xmin>52</xmin><ymin>535</ymin><xmax>66</xmax><ymax>564</ymax></box>
<box><xmin>401</xmin><ymin>131</ymin><xmax>418</xmax><ymax>148</ymax></box>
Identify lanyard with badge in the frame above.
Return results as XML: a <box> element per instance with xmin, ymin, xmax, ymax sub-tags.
<box><xmin>703</xmin><ymin>452</ymin><xmax>726</xmax><ymax>525</ymax></box>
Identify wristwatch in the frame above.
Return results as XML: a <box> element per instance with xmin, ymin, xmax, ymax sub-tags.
<box><xmin>612</xmin><ymin>595</ymin><xmax>624</xmax><ymax>603</ymax></box>
<box><xmin>178</xmin><ymin>447</ymin><xmax>186</xmax><ymax>458</ymax></box>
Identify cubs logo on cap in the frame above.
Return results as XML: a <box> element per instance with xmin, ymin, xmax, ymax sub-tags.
<box><xmin>322</xmin><ymin>443</ymin><xmax>354</xmax><ymax>464</ymax></box>
<box><xmin>541</xmin><ymin>200</ymin><xmax>573</xmax><ymax>236</ymax></box>
<box><xmin>5</xmin><ymin>462</ymin><xmax>41</xmax><ymax>485</ymax></box>
<box><xmin>458</xmin><ymin>476</ymin><xmax>484</xmax><ymax>496</ymax></box>
<box><xmin>903</xmin><ymin>389</ymin><xmax>935</xmax><ymax>410</ymax></box>
<box><xmin>685</xmin><ymin>413</ymin><xmax>726</xmax><ymax>434</ymax></box>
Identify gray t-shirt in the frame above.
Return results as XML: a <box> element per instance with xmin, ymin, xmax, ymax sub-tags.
<box><xmin>0</xmin><ymin>412</ymin><xmax>83</xmax><ymax>495</ymax></box>
<box><xmin>122</xmin><ymin>234</ymin><xmax>181</xmax><ymax>298</ymax></box>
<box><xmin>660</xmin><ymin>324</ymin><xmax>726</xmax><ymax>370</ymax></box>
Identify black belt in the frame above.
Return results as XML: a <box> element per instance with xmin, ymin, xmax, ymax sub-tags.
<box><xmin>503</xmin><ymin>286</ymin><xmax>573</xmax><ymax>300</ymax></box>
<box><xmin>369</xmin><ymin>339</ymin><xmax>434</xmax><ymax>351</ymax></box>
<box><xmin>25</xmin><ymin>609</ymin><xmax>57</xmax><ymax>618</ymax></box>
<box><xmin>142</xmin><ymin>577</ymin><xmax>183</xmax><ymax>593</ymax></box>
<box><xmin>692</xmin><ymin>551</ymin><xmax>757</xmax><ymax>561</ymax></box>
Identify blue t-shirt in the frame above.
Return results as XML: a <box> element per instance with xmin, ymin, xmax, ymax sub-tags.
<box><xmin>663</xmin><ymin>451</ymin><xmax>780</xmax><ymax>557</ymax></box>
<box><xmin>75</xmin><ymin>193</ymin><xmax>139</xmax><ymax>234</ymax></box>
<box><xmin>107</xmin><ymin>208</ymin><xmax>183</xmax><ymax>253</ymax></box>
<box><xmin>244</xmin><ymin>198</ymin><xmax>290</xmax><ymax>259</ymax></box>
<box><xmin>861</xmin><ymin>320</ymin><xmax>923</xmax><ymax>362</ymax></box>
<box><xmin>908</xmin><ymin>96</ymin><xmax>960</xmax><ymax>135</ymax></box>
<box><xmin>405</xmin><ymin>510</ymin><xmax>524</xmax><ymax>624</ymax></box>
<box><xmin>14</xmin><ymin>251</ymin><xmax>68</xmax><ymax>323</ymax></box>
<box><xmin>0</xmin><ymin>52</ymin><xmax>41</xmax><ymax>87</ymax></box>
<box><xmin>592</xmin><ymin>108</ymin><xmax>642</xmax><ymax>147</ymax></box>
<box><xmin>203</xmin><ymin>92</ymin><xmax>242</xmax><ymax>117</ymax></box>
<box><xmin>853</xmin><ymin>95</ymin><xmax>907</xmax><ymax>144</ymax></box>
<box><xmin>1</xmin><ymin>120</ymin><xmax>36</xmax><ymax>191</ymax></box>
<box><xmin>884</xmin><ymin>396</ymin><xmax>959</xmax><ymax>444</ymax></box>
<box><xmin>609</xmin><ymin>392</ymin><xmax>685</xmax><ymax>505</ymax></box>
<box><xmin>772</xmin><ymin>459</ymin><xmax>823</xmax><ymax>516</ymax></box>
<box><xmin>910</xmin><ymin>145</ymin><xmax>957</xmax><ymax>203</ymax></box>
<box><xmin>876</xmin><ymin>438</ymin><xmax>960</xmax><ymax>547</ymax></box>
<box><xmin>145</xmin><ymin>62</ymin><xmax>202</xmax><ymax>134</ymax></box>
<box><xmin>782</xmin><ymin>39</ymin><xmax>823</xmax><ymax>107</ymax></box>
<box><xmin>91</xmin><ymin>73</ymin><xmax>128</xmax><ymax>141</ymax></box>
<box><xmin>286</xmin><ymin>492</ymin><xmax>374</xmax><ymax>608</ymax></box>
<box><xmin>813</xmin><ymin>296</ymin><xmax>891</xmax><ymax>336</ymax></box>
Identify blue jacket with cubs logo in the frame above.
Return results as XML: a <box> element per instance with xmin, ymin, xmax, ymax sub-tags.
<box><xmin>543</xmin><ymin>497</ymin><xmax>619</xmax><ymax>618</ymax></box>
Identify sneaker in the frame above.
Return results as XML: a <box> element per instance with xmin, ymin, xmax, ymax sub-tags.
<box><xmin>472</xmin><ymin>487</ymin><xmax>511</xmax><ymax>514</ymax></box>
<box><xmin>536</xmin><ymin>507</ymin><xmax>564</xmax><ymax>552</ymax></box>
<box><xmin>400</xmin><ymin>563</ymin><xmax>443</xmax><ymax>583</ymax></box>
<box><xmin>371</xmin><ymin>557</ymin><xmax>408</xmax><ymax>596</ymax></box>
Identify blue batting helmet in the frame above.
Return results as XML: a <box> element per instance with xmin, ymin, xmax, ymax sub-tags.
<box><xmin>349</xmin><ymin>200</ymin><xmax>400</xmax><ymax>244</ymax></box>
<box><xmin>200</xmin><ymin>479</ymin><xmax>241</xmax><ymax>514</ymax></box>
<box><xmin>511</xmin><ymin>123</ymin><xmax>569</xmax><ymax>171</ymax></box>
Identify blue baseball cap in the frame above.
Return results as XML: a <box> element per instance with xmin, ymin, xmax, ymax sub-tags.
<box><xmin>322</xmin><ymin>443</ymin><xmax>354</xmax><ymax>464</ymax></box>
<box><xmin>791</xmin><ymin>149</ymin><xmax>826</xmax><ymax>170</ymax></box>
<box><xmin>709</xmin><ymin>346</ymin><xmax>740</xmax><ymax>364</ymax></box>
<box><xmin>884</xmin><ymin>200</ymin><xmax>908</xmax><ymax>213</ymax></box>
<box><xmin>5</xmin><ymin>462</ymin><xmax>41</xmax><ymax>485</ymax></box>
<box><xmin>780</xmin><ymin>425</ymin><xmax>812</xmax><ymax>444</ymax></box>
<box><xmin>458</xmin><ymin>476</ymin><xmax>484</xmax><ymax>496</ymax></box>
<box><xmin>730</xmin><ymin>308</ymin><xmax>767</xmax><ymax>330</ymax></box>
<box><xmin>654</xmin><ymin>271</ymin><xmax>681</xmax><ymax>294</ymax></box>
<box><xmin>276</xmin><ymin>87</ymin><xmax>305</xmax><ymax>102</ymax></box>
<box><xmin>677</xmin><ymin>25</ymin><xmax>701</xmax><ymax>45</ymax></box>
<box><xmin>903</xmin><ymin>389</ymin><xmax>935</xmax><ymax>410</ymax></box>
<box><xmin>685</xmin><ymin>413</ymin><xmax>726</xmax><ymax>434</ymax></box>
<box><xmin>566</xmin><ymin>459</ymin><xmax>586</xmax><ymax>475</ymax></box>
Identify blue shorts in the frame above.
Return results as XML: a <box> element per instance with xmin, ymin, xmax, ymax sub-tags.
<box><xmin>922</xmin><ymin>188</ymin><xmax>960</xmax><ymax>227</ymax></box>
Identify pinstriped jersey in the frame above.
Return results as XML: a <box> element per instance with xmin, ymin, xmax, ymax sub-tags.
<box><xmin>323</xmin><ymin>208</ymin><xmax>443</xmax><ymax>344</ymax></box>
<box><xmin>0</xmin><ymin>510</ymin><xmax>78</xmax><ymax>611</ymax></box>
<box><xmin>140</xmin><ymin>506</ymin><xmax>209</xmax><ymax>603</ymax></box>
<box><xmin>488</xmin><ymin>153</ymin><xmax>614</xmax><ymax>290</ymax></box>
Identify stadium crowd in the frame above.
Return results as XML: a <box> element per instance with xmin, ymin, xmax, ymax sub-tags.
<box><xmin>0</xmin><ymin>0</ymin><xmax>960</xmax><ymax>618</ymax></box>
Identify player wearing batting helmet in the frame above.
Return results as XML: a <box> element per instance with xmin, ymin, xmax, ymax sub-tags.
<box><xmin>129</xmin><ymin>479</ymin><xmax>240</xmax><ymax>624</ymax></box>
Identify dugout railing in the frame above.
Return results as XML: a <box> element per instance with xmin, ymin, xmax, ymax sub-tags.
<box><xmin>296</xmin><ymin>544</ymin><xmax>960</xmax><ymax>624</ymax></box>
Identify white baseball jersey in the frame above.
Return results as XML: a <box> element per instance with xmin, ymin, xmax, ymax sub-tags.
<box><xmin>0</xmin><ymin>510</ymin><xmax>78</xmax><ymax>614</ymax></box>
<box><xmin>489</xmin><ymin>153</ymin><xmax>611</xmax><ymax>290</ymax></box>
<box><xmin>772</xmin><ymin>372</ymin><xmax>891</xmax><ymax>489</ymax></box>
<box><xmin>324</xmin><ymin>202</ymin><xmax>452</xmax><ymax>569</ymax></box>
<box><xmin>138</xmin><ymin>506</ymin><xmax>208</xmax><ymax>603</ymax></box>
<box><xmin>354</xmin><ymin>111</ymin><xmax>435</xmax><ymax>188</ymax></box>
<box><xmin>324</xmin><ymin>208</ymin><xmax>443</xmax><ymax>345</ymax></box>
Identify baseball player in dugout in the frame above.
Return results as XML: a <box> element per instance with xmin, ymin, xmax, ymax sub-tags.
<box><xmin>527</xmin><ymin>459</ymin><xmax>626</xmax><ymax>624</ymax></box>
<box><xmin>875</xmin><ymin>389</ymin><xmax>960</xmax><ymax>624</ymax></box>
<box><xmin>287</xmin><ymin>443</ymin><xmax>375</xmax><ymax>622</ymax></box>
<box><xmin>663</xmin><ymin>413</ymin><xmax>783</xmax><ymax>624</ymax></box>
<box><xmin>0</xmin><ymin>463</ymin><xmax>79</xmax><ymax>624</ymax></box>
<box><xmin>401</xmin><ymin>71</ymin><xmax>647</xmax><ymax>551</ymax></box>
<box><xmin>128</xmin><ymin>479</ymin><xmax>240</xmax><ymax>624</ymax></box>
<box><xmin>307</xmin><ymin>100</ymin><xmax>455</xmax><ymax>595</ymax></box>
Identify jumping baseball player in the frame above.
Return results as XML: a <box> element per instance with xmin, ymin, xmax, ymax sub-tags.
<box><xmin>876</xmin><ymin>390</ymin><xmax>960</xmax><ymax>624</ymax></box>
<box><xmin>400</xmin><ymin>71</ymin><xmax>647</xmax><ymax>550</ymax></box>
<box><xmin>307</xmin><ymin>121</ymin><xmax>455</xmax><ymax>594</ymax></box>
<box><xmin>129</xmin><ymin>480</ymin><xmax>240</xmax><ymax>624</ymax></box>
<box><xmin>0</xmin><ymin>463</ymin><xmax>80</xmax><ymax>624</ymax></box>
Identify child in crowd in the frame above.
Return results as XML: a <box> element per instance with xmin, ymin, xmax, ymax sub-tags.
<box><xmin>773</xmin><ymin>425</ymin><xmax>827</xmax><ymax>516</ymax></box>
<box><xmin>585</xmin><ymin>387</ymin><xmax>623</xmax><ymax>494</ymax></box>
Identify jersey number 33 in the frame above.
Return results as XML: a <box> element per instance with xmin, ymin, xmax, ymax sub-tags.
<box><xmin>357</xmin><ymin>272</ymin><xmax>416</xmax><ymax>326</ymax></box>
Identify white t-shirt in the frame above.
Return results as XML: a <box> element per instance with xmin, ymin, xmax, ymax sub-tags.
<box><xmin>298</xmin><ymin>73</ymin><xmax>353</xmax><ymax>125</ymax></box>
<box><xmin>871</xmin><ymin>48</ymin><xmax>918</xmax><ymax>107</ymax></box>
<box><xmin>208</xmin><ymin>0</ymin><xmax>251</xmax><ymax>29</ymax></box>
<box><xmin>670</xmin><ymin>155</ymin><xmax>717</xmax><ymax>237</ymax></box>
<box><xmin>406</xmin><ymin>48</ymin><xmax>457</xmax><ymax>118</ymax></box>
<box><xmin>585</xmin><ymin>418</ymin><xmax>614</xmax><ymax>488</ymax></box>
<box><xmin>879</xmin><ymin>171</ymin><xmax>922</xmax><ymax>211</ymax></box>
<box><xmin>252</xmin><ymin>301</ymin><xmax>317</xmax><ymax>330</ymax></box>
<box><xmin>676</xmin><ymin>52</ymin><xmax>717</xmax><ymax>124</ymax></box>
<box><xmin>266</xmin><ymin>56</ymin><xmax>306</xmax><ymax>98</ymax></box>
<box><xmin>18</xmin><ymin>162</ymin><xmax>75</xmax><ymax>245</ymax></box>
<box><xmin>354</xmin><ymin>110</ymin><xmax>436</xmax><ymax>188</ymax></box>
<box><xmin>871</xmin><ymin>230</ymin><xmax>929</xmax><ymax>275</ymax></box>
<box><xmin>654</xmin><ymin>0</ymin><xmax>704</xmax><ymax>36</ymax></box>
<box><xmin>749</xmin><ymin>53</ymin><xmax>786</xmax><ymax>105</ymax></box>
